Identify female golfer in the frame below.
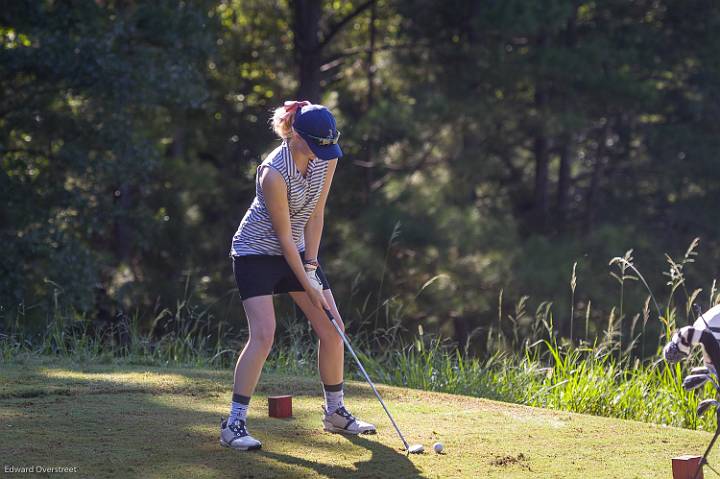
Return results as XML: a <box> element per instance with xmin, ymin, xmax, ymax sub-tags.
<box><xmin>220</xmin><ymin>101</ymin><xmax>376</xmax><ymax>450</ymax></box>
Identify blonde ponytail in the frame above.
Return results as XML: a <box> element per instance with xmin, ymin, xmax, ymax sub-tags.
<box><xmin>270</xmin><ymin>100</ymin><xmax>311</xmax><ymax>139</ymax></box>
<box><xmin>271</xmin><ymin>106</ymin><xmax>294</xmax><ymax>139</ymax></box>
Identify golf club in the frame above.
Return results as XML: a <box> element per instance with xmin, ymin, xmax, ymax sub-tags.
<box><xmin>692</xmin><ymin>366</ymin><xmax>713</xmax><ymax>376</ymax></box>
<box><xmin>323</xmin><ymin>307</ymin><xmax>424</xmax><ymax>455</ymax></box>
<box><xmin>683</xmin><ymin>374</ymin><xmax>711</xmax><ymax>391</ymax></box>
<box><xmin>693</xmin><ymin>407</ymin><xmax>720</xmax><ymax>479</ymax></box>
<box><xmin>704</xmin><ymin>374</ymin><xmax>719</xmax><ymax>391</ymax></box>
<box><xmin>697</xmin><ymin>399</ymin><xmax>720</xmax><ymax>416</ymax></box>
<box><xmin>688</xmin><ymin>330</ymin><xmax>720</xmax><ymax>479</ymax></box>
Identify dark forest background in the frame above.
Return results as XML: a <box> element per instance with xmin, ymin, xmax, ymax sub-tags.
<box><xmin>2</xmin><ymin>0</ymin><xmax>720</xmax><ymax>352</ymax></box>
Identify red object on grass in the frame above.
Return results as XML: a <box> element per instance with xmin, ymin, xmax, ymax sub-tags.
<box><xmin>672</xmin><ymin>455</ymin><xmax>703</xmax><ymax>479</ymax></box>
<box><xmin>268</xmin><ymin>395</ymin><xmax>292</xmax><ymax>418</ymax></box>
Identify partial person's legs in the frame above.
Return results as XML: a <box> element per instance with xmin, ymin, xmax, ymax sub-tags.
<box><xmin>226</xmin><ymin>295</ymin><xmax>275</xmax><ymax>424</ymax></box>
<box><xmin>289</xmin><ymin>289</ymin><xmax>344</xmax><ymax>389</ymax></box>
<box><xmin>232</xmin><ymin>295</ymin><xmax>277</xmax><ymax>406</ymax></box>
<box><xmin>289</xmin><ymin>289</ymin><xmax>376</xmax><ymax>434</ymax></box>
<box><xmin>221</xmin><ymin>295</ymin><xmax>275</xmax><ymax>450</ymax></box>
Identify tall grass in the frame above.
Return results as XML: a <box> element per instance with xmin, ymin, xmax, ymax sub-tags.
<box><xmin>358</xmin><ymin>325</ymin><xmax>714</xmax><ymax>430</ymax></box>
<box><xmin>2</xmin><ymin>238</ymin><xmax>720</xmax><ymax>431</ymax></box>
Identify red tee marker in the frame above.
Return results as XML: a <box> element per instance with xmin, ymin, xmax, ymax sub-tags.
<box><xmin>268</xmin><ymin>395</ymin><xmax>292</xmax><ymax>418</ymax></box>
<box><xmin>672</xmin><ymin>455</ymin><xmax>703</xmax><ymax>479</ymax></box>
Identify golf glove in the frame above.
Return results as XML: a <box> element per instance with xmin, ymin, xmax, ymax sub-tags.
<box><xmin>304</xmin><ymin>262</ymin><xmax>323</xmax><ymax>292</ymax></box>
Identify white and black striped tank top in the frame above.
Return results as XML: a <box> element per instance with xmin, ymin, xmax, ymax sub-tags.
<box><xmin>230</xmin><ymin>141</ymin><xmax>330</xmax><ymax>256</ymax></box>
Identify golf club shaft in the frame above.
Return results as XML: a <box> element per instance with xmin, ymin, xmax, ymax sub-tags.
<box><xmin>693</xmin><ymin>424</ymin><xmax>720</xmax><ymax>479</ymax></box>
<box><xmin>694</xmin><ymin>389</ymin><xmax>720</xmax><ymax>479</ymax></box>
<box><xmin>705</xmin><ymin>462</ymin><xmax>720</xmax><ymax>477</ymax></box>
<box><xmin>323</xmin><ymin>308</ymin><xmax>411</xmax><ymax>451</ymax></box>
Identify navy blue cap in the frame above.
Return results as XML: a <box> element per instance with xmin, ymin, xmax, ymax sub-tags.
<box><xmin>292</xmin><ymin>105</ymin><xmax>343</xmax><ymax>161</ymax></box>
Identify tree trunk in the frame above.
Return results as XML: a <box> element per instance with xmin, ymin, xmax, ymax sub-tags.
<box><xmin>556</xmin><ymin>4</ymin><xmax>578</xmax><ymax>231</ymax></box>
<box><xmin>113</xmin><ymin>182</ymin><xmax>132</xmax><ymax>261</ymax></box>
<box><xmin>366</xmin><ymin>1</ymin><xmax>376</xmax><ymax>110</ymax></box>
<box><xmin>584</xmin><ymin>123</ymin><xmax>610</xmax><ymax>234</ymax></box>
<box><xmin>533</xmin><ymin>133</ymin><xmax>549</xmax><ymax>232</ymax></box>
<box><xmin>532</xmin><ymin>31</ymin><xmax>549</xmax><ymax>233</ymax></box>
<box><xmin>363</xmin><ymin>2</ymin><xmax>377</xmax><ymax>201</ymax></box>
<box><xmin>556</xmin><ymin>135</ymin><xmax>572</xmax><ymax>229</ymax></box>
<box><xmin>292</xmin><ymin>0</ymin><xmax>322</xmax><ymax>102</ymax></box>
<box><xmin>453</xmin><ymin>315</ymin><xmax>469</xmax><ymax>352</ymax></box>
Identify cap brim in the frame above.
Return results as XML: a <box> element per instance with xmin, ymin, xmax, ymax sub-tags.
<box><xmin>307</xmin><ymin>141</ymin><xmax>342</xmax><ymax>161</ymax></box>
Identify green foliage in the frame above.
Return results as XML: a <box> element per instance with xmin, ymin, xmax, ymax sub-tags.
<box><xmin>3</xmin><ymin>241</ymin><xmax>720</xmax><ymax>433</ymax></box>
<box><xmin>1</xmin><ymin>0</ymin><xmax>217</xmax><ymax>318</ymax></box>
<box><xmin>3</xmin><ymin>1</ymin><xmax>720</xmax><ymax>358</ymax></box>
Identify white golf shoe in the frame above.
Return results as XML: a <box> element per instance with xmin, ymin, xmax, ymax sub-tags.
<box><xmin>322</xmin><ymin>406</ymin><xmax>376</xmax><ymax>435</ymax></box>
<box><xmin>220</xmin><ymin>417</ymin><xmax>262</xmax><ymax>450</ymax></box>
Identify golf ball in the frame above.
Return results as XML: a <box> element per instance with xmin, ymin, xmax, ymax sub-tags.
<box><xmin>433</xmin><ymin>442</ymin><xmax>443</xmax><ymax>453</ymax></box>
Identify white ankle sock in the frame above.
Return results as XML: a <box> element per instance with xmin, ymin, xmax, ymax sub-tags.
<box><xmin>323</xmin><ymin>383</ymin><xmax>344</xmax><ymax>414</ymax></box>
<box><xmin>229</xmin><ymin>393</ymin><xmax>250</xmax><ymax>423</ymax></box>
<box><xmin>229</xmin><ymin>402</ymin><xmax>248</xmax><ymax>423</ymax></box>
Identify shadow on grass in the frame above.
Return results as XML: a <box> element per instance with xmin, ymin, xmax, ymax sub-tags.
<box><xmin>260</xmin><ymin>434</ymin><xmax>422</xmax><ymax>478</ymax></box>
<box><xmin>0</xmin><ymin>363</ymin><xmax>424</xmax><ymax>479</ymax></box>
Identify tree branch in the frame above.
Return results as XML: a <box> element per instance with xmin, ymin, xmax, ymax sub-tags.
<box><xmin>319</xmin><ymin>0</ymin><xmax>375</xmax><ymax>50</ymax></box>
<box><xmin>320</xmin><ymin>41</ymin><xmax>424</xmax><ymax>70</ymax></box>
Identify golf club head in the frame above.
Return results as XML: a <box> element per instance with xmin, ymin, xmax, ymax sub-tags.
<box><xmin>683</xmin><ymin>374</ymin><xmax>710</xmax><ymax>391</ymax></box>
<box><xmin>697</xmin><ymin>399</ymin><xmax>720</xmax><ymax>416</ymax></box>
<box><xmin>692</xmin><ymin>366</ymin><xmax>720</xmax><ymax>381</ymax></box>
<box><xmin>406</xmin><ymin>444</ymin><xmax>424</xmax><ymax>454</ymax></box>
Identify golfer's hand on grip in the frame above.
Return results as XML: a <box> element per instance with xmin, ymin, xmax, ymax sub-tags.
<box><xmin>308</xmin><ymin>287</ymin><xmax>330</xmax><ymax>312</ymax></box>
<box><xmin>305</xmin><ymin>265</ymin><xmax>324</xmax><ymax>293</ymax></box>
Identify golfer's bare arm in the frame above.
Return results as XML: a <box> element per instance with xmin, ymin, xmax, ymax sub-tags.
<box><xmin>260</xmin><ymin>166</ymin><xmax>315</xmax><ymax>293</ymax></box>
<box><xmin>304</xmin><ymin>159</ymin><xmax>337</xmax><ymax>262</ymax></box>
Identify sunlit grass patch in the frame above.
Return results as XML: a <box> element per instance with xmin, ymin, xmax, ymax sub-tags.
<box><xmin>2</xmin><ymin>363</ymin><xmax>719</xmax><ymax>478</ymax></box>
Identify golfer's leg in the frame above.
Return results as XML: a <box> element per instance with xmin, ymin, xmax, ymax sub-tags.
<box><xmin>289</xmin><ymin>289</ymin><xmax>377</xmax><ymax>434</ymax></box>
<box><xmin>233</xmin><ymin>295</ymin><xmax>276</xmax><ymax>396</ymax></box>
<box><xmin>221</xmin><ymin>295</ymin><xmax>273</xmax><ymax>450</ymax></box>
<box><xmin>289</xmin><ymin>289</ymin><xmax>344</xmax><ymax>385</ymax></box>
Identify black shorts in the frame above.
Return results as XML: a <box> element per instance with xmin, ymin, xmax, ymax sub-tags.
<box><xmin>232</xmin><ymin>252</ymin><xmax>331</xmax><ymax>301</ymax></box>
